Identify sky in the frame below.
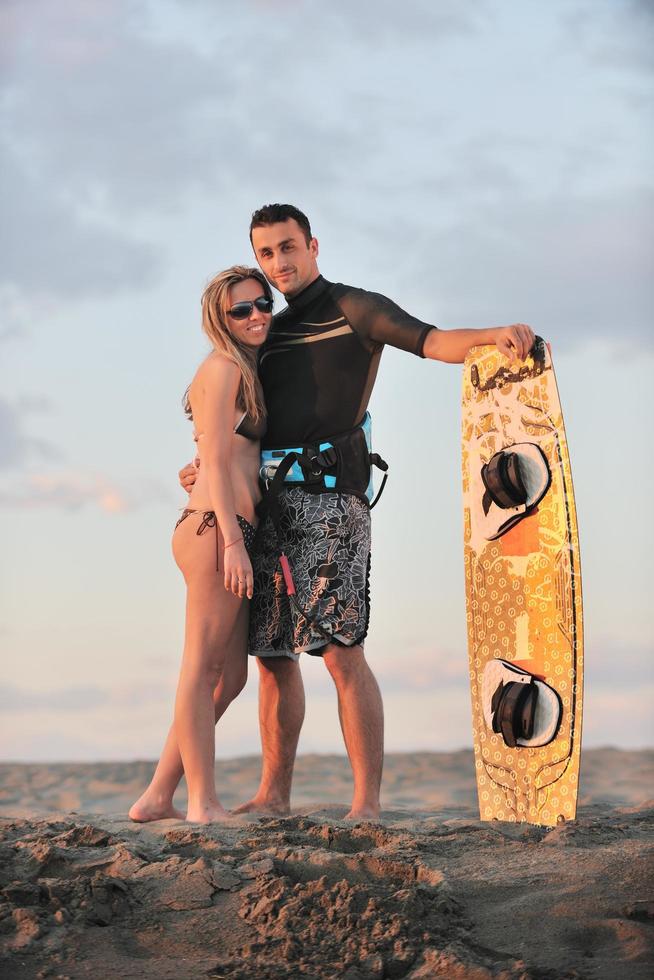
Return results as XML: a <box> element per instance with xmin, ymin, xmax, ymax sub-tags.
<box><xmin>1</xmin><ymin>0</ymin><xmax>653</xmax><ymax>763</ymax></box>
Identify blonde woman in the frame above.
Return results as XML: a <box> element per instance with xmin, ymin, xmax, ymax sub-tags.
<box><xmin>130</xmin><ymin>266</ymin><xmax>271</xmax><ymax>824</ymax></box>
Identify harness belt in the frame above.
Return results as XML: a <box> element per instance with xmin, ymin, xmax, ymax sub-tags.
<box><xmin>259</xmin><ymin>413</ymin><xmax>386</xmax><ymax>502</ymax></box>
<box><xmin>256</xmin><ymin>412</ymin><xmax>389</xmax><ymax>643</ymax></box>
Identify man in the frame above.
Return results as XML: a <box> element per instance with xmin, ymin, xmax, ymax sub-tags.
<box><xmin>181</xmin><ymin>203</ymin><xmax>534</xmax><ymax>820</ymax></box>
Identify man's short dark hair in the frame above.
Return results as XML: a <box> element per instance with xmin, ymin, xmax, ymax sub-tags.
<box><xmin>249</xmin><ymin>203</ymin><xmax>313</xmax><ymax>246</ymax></box>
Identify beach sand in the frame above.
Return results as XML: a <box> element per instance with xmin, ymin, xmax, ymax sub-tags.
<box><xmin>1</xmin><ymin>749</ymin><xmax>652</xmax><ymax>978</ymax></box>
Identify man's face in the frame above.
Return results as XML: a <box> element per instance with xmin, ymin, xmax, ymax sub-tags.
<box><xmin>251</xmin><ymin>219</ymin><xmax>319</xmax><ymax>297</ymax></box>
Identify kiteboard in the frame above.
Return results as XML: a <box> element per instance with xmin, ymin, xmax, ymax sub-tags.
<box><xmin>461</xmin><ymin>337</ymin><xmax>583</xmax><ymax>826</ymax></box>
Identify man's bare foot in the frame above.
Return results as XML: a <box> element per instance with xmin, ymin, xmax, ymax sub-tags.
<box><xmin>231</xmin><ymin>796</ymin><xmax>290</xmax><ymax>816</ymax></box>
<box><xmin>344</xmin><ymin>806</ymin><xmax>380</xmax><ymax>822</ymax></box>
<box><xmin>128</xmin><ymin>793</ymin><xmax>184</xmax><ymax>823</ymax></box>
<box><xmin>185</xmin><ymin>802</ymin><xmax>231</xmax><ymax>824</ymax></box>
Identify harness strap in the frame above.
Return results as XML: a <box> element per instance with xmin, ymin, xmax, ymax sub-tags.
<box><xmin>257</xmin><ymin>447</ymin><xmax>389</xmax><ymax>521</ymax></box>
<box><xmin>255</xmin><ymin>450</ymin><xmax>306</xmax><ymax>525</ymax></box>
<box><xmin>313</xmin><ymin>446</ymin><xmax>338</xmax><ymax>470</ymax></box>
<box><xmin>369</xmin><ymin>453</ymin><xmax>388</xmax><ymax>509</ymax></box>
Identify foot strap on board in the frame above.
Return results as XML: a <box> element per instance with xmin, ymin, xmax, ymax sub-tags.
<box><xmin>491</xmin><ymin>679</ymin><xmax>539</xmax><ymax>748</ymax></box>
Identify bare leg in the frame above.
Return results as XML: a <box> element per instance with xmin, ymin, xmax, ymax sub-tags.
<box><xmin>323</xmin><ymin>643</ymin><xmax>383</xmax><ymax>821</ymax></box>
<box><xmin>128</xmin><ymin>724</ymin><xmax>186</xmax><ymax>822</ymax></box>
<box><xmin>176</xmin><ymin>543</ymin><xmax>250</xmax><ymax>823</ymax></box>
<box><xmin>129</xmin><ymin>514</ymin><xmax>248</xmax><ymax>824</ymax></box>
<box><xmin>232</xmin><ymin>655</ymin><xmax>304</xmax><ymax>815</ymax></box>
<box><xmin>128</xmin><ymin>668</ymin><xmax>246</xmax><ymax>822</ymax></box>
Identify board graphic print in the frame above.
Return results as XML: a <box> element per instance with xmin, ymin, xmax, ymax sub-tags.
<box><xmin>461</xmin><ymin>338</ymin><xmax>583</xmax><ymax>826</ymax></box>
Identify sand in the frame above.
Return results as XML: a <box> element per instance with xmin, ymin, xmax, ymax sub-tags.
<box><xmin>1</xmin><ymin>749</ymin><xmax>652</xmax><ymax>979</ymax></box>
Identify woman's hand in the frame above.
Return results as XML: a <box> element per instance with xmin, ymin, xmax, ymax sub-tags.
<box><xmin>179</xmin><ymin>459</ymin><xmax>199</xmax><ymax>493</ymax></box>
<box><xmin>223</xmin><ymin>540</ymin><xmax>254</xmax><ymax>599</ymax></box>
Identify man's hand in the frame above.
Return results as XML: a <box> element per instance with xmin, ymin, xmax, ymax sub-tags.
<box><xmin>494</xmin><ymin>323</ymin><xmax>535</xmax><ymax>362</ymax></box>
<box><xmin>179</xmin><ymin>459</ymin><xmax>199</xmax><ymax>494</ymax></box>
<box><xmin>423</xmin><ymin>323</ymin><xmax>536</xmax><ymax>364</ymax></box>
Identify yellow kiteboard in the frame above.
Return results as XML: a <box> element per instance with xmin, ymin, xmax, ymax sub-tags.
<box><xmin>461</xmin><ymin>338</ymin><xmax>583</xmax><ymax>826</ymax></box>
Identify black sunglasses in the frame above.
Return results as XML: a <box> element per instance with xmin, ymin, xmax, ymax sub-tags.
<box><xmin>227</xmin><ymin>296</ymin><xmax>273</xmax><ymax>319</ymax></box>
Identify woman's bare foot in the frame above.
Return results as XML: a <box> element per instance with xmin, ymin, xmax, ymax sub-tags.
<box><xmin>344</xmin><ymin>805</ymin><xmax>380</xmax><ymax>822</ymax></box>
<box><xmin>128</xmin><ymin>793</ymin><xmax>184</xmax><ymax>823</ymax></box>
<box><xmin>231</xmin><ymin>796</ymin><xmax>290</xmax><ymax>816</ymax></box>
<box><xmin>185</xmin><ymin>802</ymin><xmax>231</xmax><ymax>824</ymax></box>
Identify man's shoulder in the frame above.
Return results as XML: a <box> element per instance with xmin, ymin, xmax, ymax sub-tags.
<box><xmin>271</xmin><ymin>304</ymin><xmax>293</xmax><ymax>325</ymax></box>
<box><xmin>268</xmin><ymin>281</ymin><xmax>385</xmax><ymax>330</ymax></box>
<box><xmin>329</xmin><ymin>282</ymin><xmax>396</xmax><ymax>330</ymax></box>
<box><xmin>329</xmin><ymin>281</ymin><xmax>394</xmax><ymax>308</ymax></box>
<box><xmin>269</xmin><ymin>280</ymin><xmax>364</xmax><ymax>324</ymax></box>
<box><xmin>329</xmin><ymin>281</ymin><xmax>366</xmax><ymax>300</ymax></box>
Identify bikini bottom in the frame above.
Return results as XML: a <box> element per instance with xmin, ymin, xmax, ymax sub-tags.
<box><xmin>174</xmin><ymin>510</ymin><xmax>257</xmax><ymax>570</ymax></box>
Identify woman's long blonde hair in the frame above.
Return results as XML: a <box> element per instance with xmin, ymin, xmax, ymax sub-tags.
<box><xmin>185</xmin><ymin>265</ymin><xmax>271</xmax><ymax>422</ymax></box>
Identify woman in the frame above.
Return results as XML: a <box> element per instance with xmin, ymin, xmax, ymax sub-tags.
<box><xmin>129</xmin><ymin>265</ymin><xmax>272</xmax><ymax>824</ymax></box>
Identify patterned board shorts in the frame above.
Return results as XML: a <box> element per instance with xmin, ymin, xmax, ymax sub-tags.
<box><xmin>249</xmin><ymin>487</ymin><xmax>372</xmax><ymax>661</ymax></box>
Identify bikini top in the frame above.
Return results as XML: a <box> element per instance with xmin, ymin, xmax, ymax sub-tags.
<box><xmin>192</xmin><ymin>409</ymin><xmax>267</xmax><ymax>446</ymax></box>
<box><xmin>234</xmin><ymin>409</ymin><xmax>267</xmax><ymax>441</ymax></box>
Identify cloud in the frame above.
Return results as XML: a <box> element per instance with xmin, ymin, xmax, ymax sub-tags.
<box><xmin>0</xmin><ymin>0</ymin><xmax>489</xmax><ymax>225</ymax></box>
<box><xmin>1</xmin><ymin>0</ymin><xmax>651</xmax><ymax>348</ymax></box>
<box><xmin>0</xmin><ymin>152</ymin><xmax>161</xmax><ymax>317</ymax></box>
<box><xmin>583</xmin><ymin>687</ymin><xmax>654</xmax><ymax>747</ymax></box>
<box><xmin>299</xmin><ymin>0</ymin><xmax>489</xmax><ymax>42</ymax></box>
<box><xmin>0</xmin><ymin>0</ymin><xmax>217</xmax><ymax>322</ymax></box>
<box><xmin>0</xmin><ymin>395</ymin><xmax>173</xmax><ymax>511</ymax></box>
<box><xmin>174</xmin><ymin>0</ymin><xmax>487</xmax><ymax>48</ymax></box>
<box><xmin>0</xmin><ymin>319</ymin><xmax>28</xmax><ymax>344</ymax></box>
<box><xmin>585</xmin><ymin>639</ymin><xmax>654</xmax><ymax>690</ymax></box>
<box><xmin>1</xmin><ymin>0</ymin><xmax>235</xmax><ymax>211</ymax></box>
<box><xmin>360</xmin><ymin>186</ymin><xmax>654</xmax><ymax>350</ymax></box>
<box><xmin>0</xmin><ymin>680</ymin><xmax>172</xmax><ymax>712</ymax></box>
<box><xmin>374</xmin><ymin>647</ymin><xmax>469</xmax><ymax>693</ymax></box>
<box><xmin>0</xmin><ymin>396</ymin><xmax>61</xmax><ymax>469</ymax></box>
<box><xmin>562</xmin><ymin>0</ymin><xmax>654</xmax><ymax>75</ymax></box>
<box><xmin>0</xmin><ymin>470</ymin><xmax>173</xmax><ymax>512</ymax></box>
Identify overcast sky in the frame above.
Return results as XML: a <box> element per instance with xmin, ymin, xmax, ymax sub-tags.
<box><xmin>1</xmin><ymin>0</ymin><xmax>652</xmax><ymax>762</ymax></box>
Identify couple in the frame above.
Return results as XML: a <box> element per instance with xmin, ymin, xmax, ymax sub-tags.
<box><xmin>130</xmin><ymin>203</ymin><xmax>535</xmax><ymax>824</ymax></box>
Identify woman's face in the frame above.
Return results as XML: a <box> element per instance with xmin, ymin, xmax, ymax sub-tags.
<box><xmin>225</xmin><ymin>278</ymin><xmax>272</xmax><ymax>348</ymax></box>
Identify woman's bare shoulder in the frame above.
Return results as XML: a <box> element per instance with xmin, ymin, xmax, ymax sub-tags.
<box><xmin>191</xmin><ymin>351</ymin><xmax>239</xmax><ymax>389</ymax></box>
<box><xmin>196</xmin><ymin>350</ymin><xmax>238</xmax><ymax>377</ymax></box>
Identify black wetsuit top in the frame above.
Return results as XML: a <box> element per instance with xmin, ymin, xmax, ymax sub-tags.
<box><xmin>259</xmin><ymin>276</ymin><xmax>435</xmax><ymax>448</ymax></box>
